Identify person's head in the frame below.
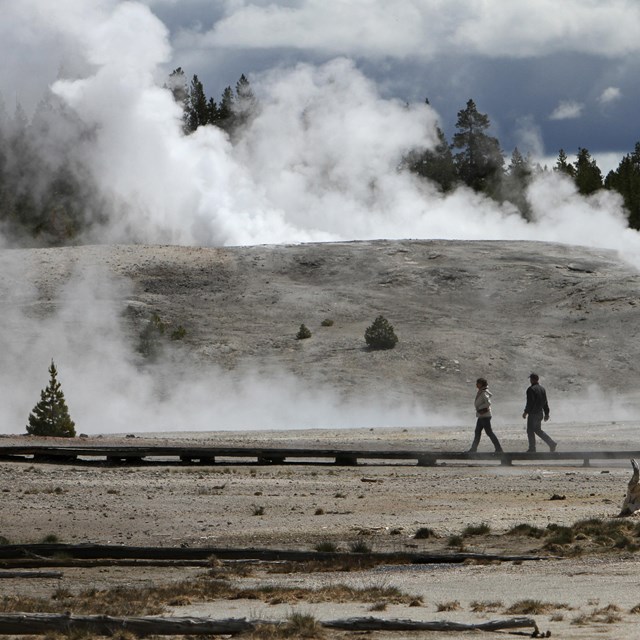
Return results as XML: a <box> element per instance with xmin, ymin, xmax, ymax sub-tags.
<box><xmin>529</xmin><ymin>373</ymin><xmax>539</xmax><ymax>384</ymax></box>
<box><xmin>476</xmin><ymin>377</ymin><xmax>488</xmax><ymax>389</ymax></box>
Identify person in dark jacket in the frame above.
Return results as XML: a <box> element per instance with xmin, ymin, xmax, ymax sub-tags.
<box><xmin>522</xmin><ymin>373</ymin><xmax>557</xmax><ymax>452</ymax></box>
<box><xmin>468</xmin><ymin>377</ymin><xmax>503</xmax><ymax>453</ymax></box>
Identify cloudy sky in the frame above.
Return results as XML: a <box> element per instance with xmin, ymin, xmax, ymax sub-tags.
<box><xmin>4</xmin><ymin>0</ymin><xmax>639</xmax><ymax>169</ymax></box>
<box><xmin>147</xmin><ymin>0</ymin><xmax>640</xmax><ymax>168</ymax></box>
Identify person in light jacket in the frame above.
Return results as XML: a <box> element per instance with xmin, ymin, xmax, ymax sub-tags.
<box><xmin>468</xmin><ymin>377</ymin><xmax>503</xmax><ymax>453</ymax></box>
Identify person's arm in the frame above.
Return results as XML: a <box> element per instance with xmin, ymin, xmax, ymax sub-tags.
<box><xmin>542</xmin><ymin>389</ymin><xmax>550</xmax><ymax>420</ymax></box>
<box><xmin>522</xmin><ymin>387</ymin><xmax>531</xmax><ymax>419</ymax></box>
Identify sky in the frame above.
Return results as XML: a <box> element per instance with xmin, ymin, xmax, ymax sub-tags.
<box><xmin>1</xmin><ymin>0</ymin><xmax>640</xmax><ymax>433</ymax></box>
<box><xmin>104</xmin><ymin>0</ymin><xmax>640</xmax><ymax>167</ymax></box>
<box><xmin>3</xmin><ymin>0</ymin><xmax>640</xmax><ymax>169</ymax></box>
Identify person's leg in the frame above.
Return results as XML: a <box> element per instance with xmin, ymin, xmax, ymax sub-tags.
<box><xmin>526</xmin><ymin>414</ymin><xmax>541</xmax><ymax>451</ymax></box>
<box><xmin>536</xmin><ymin>426</ymin><xmax>557</xmax><ymax>451</ymax></box>
<box><xmin>469</xmin><ymin>419</ymin><xmax>483</xmax><ymax>452</ymax></box>
<box><xmin>483</xmin><ymin>418</ymin><xmax>503</xmax><ymax>452</ymax></box>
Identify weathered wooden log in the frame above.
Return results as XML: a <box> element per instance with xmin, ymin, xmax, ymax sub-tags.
<box><xmin>0</xmin><ymin>613</ymin><xmax>539</xmax><ymax>636</ymax></box>
<box><xmin>618</xmin><ymin>458</ymin><xmax>640</xmax><ymax>516</ymax></box>
<box><xmin>323</xmin><ymin>615</ymin><xmax>538</xmax><ymax>632</ymax></box>
<box><xmin>0</xmin><ymin>614</ymin><xmax>253</xmax><ymax>636</ymax></box>
<box><xmin>0</xmin><ymin>559</ymin><xmax>212</xmax><ymax>569</ymax></box>
<box><xmin>0</xmin><ymin>570</ymin><xmax>62</xmax><ymax>579</ymax></box>
<box><xmin>0</xmin><ymin>543</ymin><xmax>551</xmax><ymax>564</ymax></box>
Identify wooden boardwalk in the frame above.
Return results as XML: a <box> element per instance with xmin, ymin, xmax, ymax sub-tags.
<box><xmin>0</xmin><ymin>444</ymin><xmax>638</xmax><ymax>467</ymax></box>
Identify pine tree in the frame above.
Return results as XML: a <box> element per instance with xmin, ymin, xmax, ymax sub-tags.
<box><xmin>605</xmin><ymin>142</ymin><xmax>640</xmax><ymax>229</ymax></box>
<box><xmin>26</xmin><ymin>360</ymin><xmax>76</xmax><ymax>437</ymax></box>
<box><xmin>573</xmin><ymin>147</ymin><xmax>603</xmax><ymax>195</ymax></box>
<box><xmin>215</xmin><ymin>86</ymin><xmax>235</xmax><ymax>132</ymax></box>
<box><xmin>451</xmin><ymin>99</ymin><xmax>504</xmax><ymax>193</ymax></box>
<box><xmin>554</xmin><ymin>148</ymin><xmax>575</xmax><ymax>177</ymax></box>
<box><xmin>500</xmin><ymin>147</ymin><xmax>533</xmax><ymax>219</ymax></box>
<box><xmin>406</xmin><ymin>125</ymin><xmax>457</xmax><ymax>192</ymax></box>
<box><xmin>185</xmin><ymin>75</ymin><xmax>209</xmax><ymax>134</ymax></box>
<box><xmin>233</xmin><ymin>73</ymin><xmax>257</xmax><ymax>130</ymax></box>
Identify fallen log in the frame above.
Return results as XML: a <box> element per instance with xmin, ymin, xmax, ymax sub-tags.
<box><xmin>0</xmin><ymin>543</ymin><xmax>551</xmax><ymax>564</ymax></box>
<box><xmin>0</xmin><ymin>613</ymin><xmax>252</xmax><ymax>636</ymax></box>
<box><xmin>0</xmin><ymin>558</ymin><xmax>212</xmax><ymax>569</ymax></box>
<box><xmin>0</xmin><ymin>571</ymin><xmax>62</xmax><ymax>579</ymax></box>
<box><xmin>323</xmin><ymin>615</ymin><xmax>538</xmax><ymax>632</ymax></box>
<box><xmin>0</xmin><ymin>613</ymin><xmax>539</xmax><ymax>636</ymax></box>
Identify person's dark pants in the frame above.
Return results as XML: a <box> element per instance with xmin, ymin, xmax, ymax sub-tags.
<box><xmin>470</xmin><ymin>417</ymin><xmax>502</xmax><ymax>452</ymax></box>
<box><xmin>527</xmin><ymin>413</ymin><xmax>556</xmax><ymax>451</ymax></box>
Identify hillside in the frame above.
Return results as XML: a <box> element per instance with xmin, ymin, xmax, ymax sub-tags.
<box><xmin>5</xmin><ymin>239</ymin><xmax>640</xmax><ymax>425</ymax></box>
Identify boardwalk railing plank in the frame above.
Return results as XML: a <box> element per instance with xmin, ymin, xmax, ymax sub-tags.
<box><xmin>1</xmin><ymin>444</ymin><xmax>638</xmax><ymax>467</ymax></box>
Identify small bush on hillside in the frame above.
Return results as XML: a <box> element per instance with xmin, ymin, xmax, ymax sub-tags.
<box><xmin>320</xmin><ymin>318</ymin><xmax>334</xmax><ymax>327</ymax></box>
<box><xmin>170</xmin><ymin>325</ymin><xmax>186</xmax><ymax>340</ymax></box>
<box><xmin>414</xmin><ymin>527</ymin><xmax>437</xmax><ymax>539</ymax></box>
<box><xmin>364</xmin><ymin>315</ymin><xmax>398</xmax><ymax>350</ymax></box>
<box><xmin>138</xmin><ymin>312</ymin><xmax>166</xmax><ymax>358</ymax></box>
<box><xmin>296</xmin><ymin>324</ymin><xmax>312</xmax><ymax>339</ymax></box>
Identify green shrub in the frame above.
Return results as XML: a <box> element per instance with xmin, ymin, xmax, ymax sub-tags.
<box><xmin>296</xmin><ymin>324</ymin><xmax>312</xmax><ymax>340</ymax></box>
<box><xmin>364</xmin><ymin>315</ymin><xmax>398</xmax><ymax>350</ymax></box>
<box><xmin>320</xmin><ymin>318</ymin><xmax>334</xmax><ymax>327</ymax></box>
<box><xmin>170</xmin><ymin>325</ymin><xmax>186</xmax><ymax>340</ymax></box>
<box><xmin>414</xmin><ymin>527</ymin><xmax>437</xmax><ymax>539</ymax></box>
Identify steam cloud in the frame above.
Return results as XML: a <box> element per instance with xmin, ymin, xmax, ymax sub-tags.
<box><xmin>1</xmin><ymin>0</ymin><xmax>639</xmax><ymax>434</ymax></box>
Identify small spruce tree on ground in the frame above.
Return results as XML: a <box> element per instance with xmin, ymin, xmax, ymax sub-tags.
<box><xmin>364</xmin><ymin>315</ymin><xmax>398</xmax><ymax>350</ymax></box>
<box><xmin>26</xmin><ymin>360</ymin><xmax>76</xmax><ymax>437</ymax></box>
<box><xmin>296</xmin><ymin>323</ymin><xmax>312</xmax><ymax>339</ymax></box>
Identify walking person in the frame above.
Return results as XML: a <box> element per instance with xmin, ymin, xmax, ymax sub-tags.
<box><xmin>523</xmin><ymin>373</ymin><xmax>557</xmax><ymax>452</ymax></box>
<box><xmin>468</xmin><ymin>378</ymin><xmax>503</xmax><ymax>453</ymax></box>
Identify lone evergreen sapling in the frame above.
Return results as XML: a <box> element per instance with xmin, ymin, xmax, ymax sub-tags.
<box><xmin>26</xmin><ymin>360</ymin><xmax>76</xmax><ymax>437</ymax></box>
<box><xmin>364</xmin><ymin>315</ymin><xmax>398</xmax><ymax>350</ymax></box>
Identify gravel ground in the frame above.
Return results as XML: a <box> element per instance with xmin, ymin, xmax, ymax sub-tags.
<box><xmin>1</xmin><ymin>424</ymin><xmax>640</xmax><ymax>639</ymax></box>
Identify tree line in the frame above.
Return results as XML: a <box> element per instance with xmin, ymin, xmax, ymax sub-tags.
<box><xmin>0</xmin><ymin>73</ymin><xmax>639</xmax><ymax>247</ymax></box>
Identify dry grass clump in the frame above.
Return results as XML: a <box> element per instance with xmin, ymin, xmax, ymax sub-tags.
<box><xmin>0</xmin><ymin>575</ymin><xmax>420</xmax><ymax>617</ymax></box>
<box><xmin>503</xmin><ymin>517</ymin><xmax>640</xmax><ymax>554</ymax></box>
<box><xmin>266</xmin><ymin>556</ymin><xmax>381</xmax><ymax>574</ymax></box>
<box><xmin>436</xmin><ymin>600</ymin><xmax>461</xmax><ymax>612</ymax></box>
<box><xmin>250</xmin><ymin>612</ymin><xmax>325</xmax><ymax>639</ymax></box>
<box><xmin>470</xmin><ymin>600</ymin><xmax>503</xmax><ymax>612</ymax></box>
<box><xmin>507</xmin><ymin>523</ymin><xmax>545</xmax><ymax>538</ymax></box>
<box><xmin>572</xmin><ymin>604</ymin><xmax>623</xmax><ymax>625</ymax></box>
<box><xmin>506</xmin><ymin>599</ymin><xmax>570</xmax><ymax>615</ymax></box>
<box><xmin>446</xmin><ymin>535</ymin><xmax>465</xmax><ymax>549</ymax></box>
<box><xmin>461</xmin><ymin>522</ymin><xmax>490</xmax><ymax>536</ymax></box>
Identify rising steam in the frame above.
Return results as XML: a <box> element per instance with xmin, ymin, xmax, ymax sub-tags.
<box><xmin>1</xmin><ymin>0</ymin><xmax>639</xmax><ymax>434</ymax></box>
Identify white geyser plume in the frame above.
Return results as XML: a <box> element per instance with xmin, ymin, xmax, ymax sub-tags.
<box><xmin>1</xmin><ymin>0</ymin><xmax>640</xmax><ymax>434</ymax></box>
